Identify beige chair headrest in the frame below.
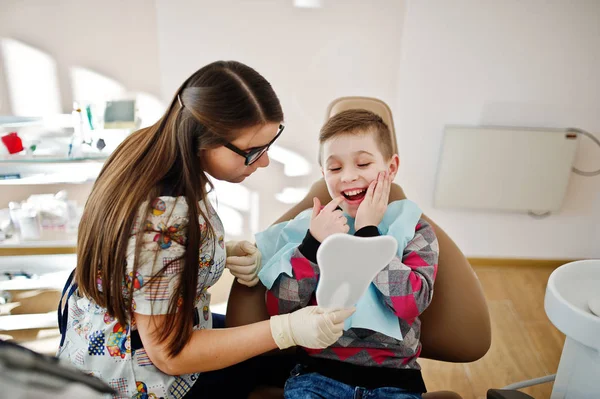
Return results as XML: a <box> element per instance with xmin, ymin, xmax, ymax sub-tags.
<box><xmin>325</xmin><ymin>96</ymin><xmax>397</xmax><ymax>153</ymax></box>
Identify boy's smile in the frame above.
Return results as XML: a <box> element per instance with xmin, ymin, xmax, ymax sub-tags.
<box><xmin>341</xmin><ymin>187</ymin><xmax>368</xmax><ymax>204</ymax></box>
<box><xmin>321</xmin><ymin>131</ymin><xmax>399</xmax><ymax>218</ymax></box>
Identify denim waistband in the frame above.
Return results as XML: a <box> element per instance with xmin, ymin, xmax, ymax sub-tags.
<box><xmin>297</xmin><ymin>350</ymin><xmax>427</xmax><ymax>393</ymax></box>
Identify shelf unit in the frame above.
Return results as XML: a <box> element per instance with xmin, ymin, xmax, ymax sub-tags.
<box><xmin>0</xmin><ymin>158</ymin><xmax>105</xmax><ymax>185</ymax></box>
<box><xmin>0</xmin><ymin>254</ymin><xmax>76</xmax><ymax>341</ymax></box>
<box><xmin>0</xmin><ymin>159</ymin><xmax>94</xmax><ymax>255</ymax></box>
<box><xmin>1</xmin><ymin>116</ymin><xmax>130</xmax><ymax>255</ymax></box>
<box><xmin>0</xmin><ymin>239</ymin><xmax>76</xmax><ymax>256</ymax></box>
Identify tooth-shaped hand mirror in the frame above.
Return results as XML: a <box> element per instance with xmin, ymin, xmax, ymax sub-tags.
<box><xmin>315</xmin><ymin>233</ymin><xmax>398</xmax><ymax>308</ymax></box>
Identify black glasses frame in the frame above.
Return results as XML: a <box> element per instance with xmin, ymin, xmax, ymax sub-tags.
<box><xmin>225</xmin><ymin>124</ymin><xmax>285</xmax><ymax>166</ymax></box>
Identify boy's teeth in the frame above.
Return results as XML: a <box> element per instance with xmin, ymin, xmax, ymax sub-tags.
<box><xmin>344</xmin><ymin>189</ymin><xmax>364</xmax><ymax>196</ymax></box>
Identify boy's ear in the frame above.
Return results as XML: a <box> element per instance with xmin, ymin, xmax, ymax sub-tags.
<box><xmin>388</xmin><ymin>154</ymin><xmax>400</xmax><ymax>180</ymax></box>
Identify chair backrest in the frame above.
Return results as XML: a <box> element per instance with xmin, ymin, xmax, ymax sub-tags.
<box><xmin>326</xmin><ymin>96</ymin><xmax>398</xmax><ymax>154</ymax></box>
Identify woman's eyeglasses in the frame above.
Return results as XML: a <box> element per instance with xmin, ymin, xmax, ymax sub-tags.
<box><xmin>225</xmin><ymin>124</ymin><xmax>285</xmax><ymax>166</ymax></box>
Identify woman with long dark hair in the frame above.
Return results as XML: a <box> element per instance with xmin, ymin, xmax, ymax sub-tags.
<box><xmin>57</xmin><ymin>61</ymin><xmax>354</xmax><ymax>399</ymax></box>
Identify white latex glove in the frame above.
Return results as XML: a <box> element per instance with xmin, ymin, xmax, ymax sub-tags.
<box><xmin>225</xmin><ymin>240</ymin><xmax>262</xmax><ymax>287</ymax></box>
<box><xmin>269</xmin><ymin>306</ymin><xmax>355</xmax><ymax>350</ymax></box>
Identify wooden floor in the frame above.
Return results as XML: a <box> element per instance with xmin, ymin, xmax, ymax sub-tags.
<box><xmin>420</xmin><ymin>265</ymin><xmax>564</xmax><ymax>399</ymax></box>
<box><xmin>4</xmin><ymin>265</ymin><xmax>564</xmax><ymax>399</ymax></box>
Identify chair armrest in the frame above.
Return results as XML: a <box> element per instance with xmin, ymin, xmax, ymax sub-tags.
<box><xmin>487</xmin><ymin>389</ymin><xmax>535</xmax><ymax>399</ymax></box>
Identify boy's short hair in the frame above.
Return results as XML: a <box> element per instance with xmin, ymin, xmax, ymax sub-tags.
<box><xmin>318</xmin><ymin>109</ymin><xmax>395</xmax><ymax>165</ymax></box>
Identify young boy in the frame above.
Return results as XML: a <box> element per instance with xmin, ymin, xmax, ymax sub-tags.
<box><xmin>257</xmin><ymin>109</ymin><xmax>438</xmax><ymax>399</ymax></box>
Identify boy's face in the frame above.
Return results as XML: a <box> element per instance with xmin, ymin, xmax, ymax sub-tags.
<box><xmin>321</xmin><ymin>131</ymin><xmax>399</xmax><ymax>218</ymax></box>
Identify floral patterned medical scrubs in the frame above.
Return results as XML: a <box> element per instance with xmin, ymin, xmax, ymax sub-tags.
<box><xmin>57</xmin><ymin>196</ymin><xmax>226</xmax><ymax>398</ymax></box>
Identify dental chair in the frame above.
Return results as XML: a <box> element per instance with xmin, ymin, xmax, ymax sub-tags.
<box><xmin>230</xmin><ymin>96</ymin><xmax>492</xmax><ymax>399</ymax></box>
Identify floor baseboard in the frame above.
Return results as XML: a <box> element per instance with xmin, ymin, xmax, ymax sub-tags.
<box><xmin>467</xmin><ymin>257</ymin><xmax>579</xmax><ymax>268</ymax></box>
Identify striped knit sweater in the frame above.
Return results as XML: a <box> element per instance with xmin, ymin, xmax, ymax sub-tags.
<box><xmin>266</xmin><ymin>219</ymin><xmax>438</xmax><ymax>372</ymax></box>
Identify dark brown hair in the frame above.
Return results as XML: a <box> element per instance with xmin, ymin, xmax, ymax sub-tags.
<box><xmin>318</xmin><ymin>109</ymin><xmax>394</xmax><ymax>164</ymax></box>
<box><xmin>76</xmin><ymin>61</ymin><xmax>283</xmax><ymax>356</ymax></box>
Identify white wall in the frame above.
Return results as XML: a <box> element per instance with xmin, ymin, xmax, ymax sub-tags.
<box><xmin>0</xmin><ymin>0</ymin><xmax>162</xmax><ymax>207</ymax></box>
<box><xmin>156</xmin><ymin>0</ymin><xmax>406</xmax><ymax>233</ymax></box>
<box><xmin>0</xmin><ymin>0</ymin><xmax>161</xmax><ymax>115</ymax></box>
<box><xmin>2</xmin><ymin>0</ymin><xmax>598</xmax><ymax>259</ymax></box>
<box><xmin>395</xmin><ymin>0</ymin><xmax>600</xmax><ymax>258</ymax></box>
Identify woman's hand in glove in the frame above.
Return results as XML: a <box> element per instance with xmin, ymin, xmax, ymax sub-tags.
<box><xmin>269</xmin><ymin>306</ymin><xmax>355</xmax><ymax>349</ymax></box>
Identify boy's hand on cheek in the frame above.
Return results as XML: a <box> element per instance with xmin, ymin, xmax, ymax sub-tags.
<box><xmin>309</xmin><ymin>196</ymin><xmax>349</xmax><ymax>242</ymax></box>
<box><xmin>355</xmin><ymin>171</ymin><xmax>392</xmax><ymax>231</ymax></box>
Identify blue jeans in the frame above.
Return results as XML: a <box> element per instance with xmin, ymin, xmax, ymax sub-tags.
<box><xmin>284</xmin><ymin>365</ymin><xmax>422</xmax><ymax>399</ymax></box>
